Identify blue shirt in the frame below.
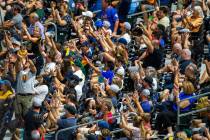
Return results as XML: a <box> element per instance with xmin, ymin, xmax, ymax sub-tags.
<box><xmin>91</xmin><ymin>0</ymin><xmax>102</xmax><ymax>11</ymax></box>
<box><xmin>141</xmin><ymin>101</ymin><xmax>151</xmax><ymax>113</ymax></box>
<box><xmin>101</xmin><ymin>6</ymin><xmax>119</xmax><ymax>31</ymax></box>
<box><xmin>101</xmin><ymin>70</ymin><xmax>115</xmax><ymax>84</ymax></box>
<box><xmin>57</xmin><ymin>117</ymin><xmax>77</xmax><ymax>140</ymax></box>
<box><xmin>173</xmin><ymin>92</ymin><xmax>196</xmax><ymax>112</ymax></box>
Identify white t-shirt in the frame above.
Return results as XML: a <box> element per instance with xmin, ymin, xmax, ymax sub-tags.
<box><xmin>41</xmin><ymin>62</ymin><xmax>56</xmax><ymax>74</ymax></box>
<box><xmin>158</xmin><ymin>16</ymin><xmax>170</xmax><ymax>28</ymax></box>
<box><xmin>74</xmin><ymin>70</ymin><xmax>85</xmax><ymax>101</ymax></box>
<box><xmin>74</xmin><ymin>85</ymin><xmax>83</xmax><ymax>101</ymax></box>
<box><xmin>120</xmin><ymin>33</ymin><xmax>131</xmax><ymax>44</ymax></box>
<box><xmin>16</xmin><ymin>69</ymin><xmax>36</xmax><ymax>94</ymax></box>
<box><xmin>74</xmin><ymin>70</ymin><xmax>85</xmax><ymax>86</ymax></box>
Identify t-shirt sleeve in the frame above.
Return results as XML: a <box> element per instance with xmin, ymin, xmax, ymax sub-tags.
<box><xmin>57</xmin><ymin>119</ymin><xmax>65</xmax><ymax>128</ymax></box>
<box><xmin>112</xmin><ymin>9</ymin><xmax>119</xmax><ymax>22</ymax></box>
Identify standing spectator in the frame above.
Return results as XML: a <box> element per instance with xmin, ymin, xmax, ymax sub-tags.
<box><xmin>14</xmin><ymin>58</ymin><xmax>37</xmax><ymax>118</ymax></box>
<box><xmin>118</xmin><ymin>0</ymin><xmax>131</xmax><ymax>23</ymax></box>
<box><xmin>101</xmin><ymin>0</ymin><xmax>119</xmax><ymax>34</ymax></box>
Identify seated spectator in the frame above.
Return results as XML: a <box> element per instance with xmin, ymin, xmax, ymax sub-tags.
<box><xmin>54</xmin><ymin>104</ymin><xmax>77</xmax><ymax>140</ymax></box>
<box><xmin>182</xmin><ymin>6</ymin><xmax>204</xmax><ymax>32</ymax></box>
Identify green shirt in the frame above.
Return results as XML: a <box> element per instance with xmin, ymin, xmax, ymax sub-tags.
<box><xmin>36</xmin><ymin>9</ymin><xmax>45</xmax><ymax>20</ymax></box>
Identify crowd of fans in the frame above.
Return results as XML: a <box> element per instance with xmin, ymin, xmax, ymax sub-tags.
<box><xmin>0</xmin><ymin>0</ymin><xmax>210</xmax><ymax>139</ymax></box>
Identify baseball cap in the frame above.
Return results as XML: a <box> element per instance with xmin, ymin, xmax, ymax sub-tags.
<box><xmin>143</xmin><ymin>76</ymin><xmax>154</xmax><ymax>86</ymax></box>
<box><xmin>95</xmin><ymin>20</ymin><xmax>103</xmax><ymax>28</ymax></box>
<box><xmin>141</xmin><ymin>89</ymin><xmax>150</xmax><ymax>97</ymax></box>
<box><xmin>82</xmin><ymin>11</ymin><xmax>93</xmax><ymax>18</ymax></box>
<box><xmin>124</xmin><ymin>22</ymin><xmax>131</xmax><ymax>30</ymax></box>
<box><xmin>110</xmin><ymin>84</ymin><xmax>120</xmax><ymax>93</ymax></box>
<box><xmin>103</xmin><ymin>21</ymin><xmax>111</xmax><ymax>28</ymax></box>
<box><xmin>116</xmin><ymin>68</ymin><xmax>125</xmax><ymax>76</ymax></box>
<box><xmin>118</xmin><ymin>38</ymin><xmax>128</xmax><ymax>45</ymax></box>
<box><xmin>33</xmin><ymin>98</ymin><xmax>42</xmax><ymax>107</ymax></box>
<box><xmin>0</xmin><ymin>80</ymin><xmax>11</xmax><ymax>87</ymax></box>
<box><xmin>98</xmin><ymin>120</ymin><xmax>110</xmax><ymax>129</ymax></box>
<box><xmin>64</xmin><ymin>104</ymin><xmax>77</xmax><ymax>115</ymax></box>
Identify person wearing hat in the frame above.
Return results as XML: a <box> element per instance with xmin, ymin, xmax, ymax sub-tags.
<box><xmin>0</xmin><ymin>80</ymin><xmax>13</xmax><ymax>100</ymax></box>
<box><xmin>134</xmin><ymin>89</ymin><xmax>152</xmax><ymax>113</ymax></box>
<box><xmin>82</xmin><ymin>11</ymin><xmax>94</xmax><ymax>18</ymax></box>
<box><xmin>103</xmin><ymin>20</ymin><xmax>112</xmax><ymax>36</ymax></box>
<box><xmin>106</xmin><ymin>84</ymin><xmax>120</xmax><ymax>107</ymax></box>
<box><xmin>0</xmin><ymin>80</ymin><xmax>14</xmax><ymax>120</ymax></box>
<box><xmin>113</xmin><ymin>22</ymin><xmax>131</xmax><ymax>44</ymax></box>
<box><xmin>53</xmin><ymin>104</ymin><xmax>77</xmax><ymax>140</ymax></box>
<box><xmin>24</xmin><ymin>98</ymin><xmax>48</xmax><ymax>139</ymax></box>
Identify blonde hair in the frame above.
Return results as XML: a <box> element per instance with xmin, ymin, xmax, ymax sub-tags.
<box><xmin>133</xmin><ymin>116</ymin><xmax>146</xmax><ymax>137</ymax></box>
<box><xmin>133</xmin><ymin>114</ymin><xmax>151</xmax><ymax>138</ymax></box>
<box><xmin>183</xmin><ymin>81</ymin><xmax>195</xmax><ymax>94</ymax></box>
<box><xmin>176</xmin><ymin>131</ymin><xmax>188</xmax><ymax>140</ymax></box>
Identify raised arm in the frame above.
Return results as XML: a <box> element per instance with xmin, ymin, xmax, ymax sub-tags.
<box><xmin>84</xmin><ymin>56</ymin><xmax>100</xmax><ymax>73</ymax></box>
<box><xmin>132</xmin><ymin>91</ymin><xmax>144</xmax><ymax>114</ymax></box>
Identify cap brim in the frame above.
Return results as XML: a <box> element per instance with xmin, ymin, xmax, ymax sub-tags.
<box><xmin>82</xmin><ymin>12</ymin><xmax>87</xmax><ymax>16</ymax></box>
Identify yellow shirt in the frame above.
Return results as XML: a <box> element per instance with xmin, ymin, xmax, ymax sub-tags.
<box><xmin>0</xmin><ymin>90</ymin><xmax>13</xmax><ymax>100</ymax></box>
<box><xmin>183</xmin><ymin>16</ymin><xmax>203</xmax><ymax>32</ymax></box>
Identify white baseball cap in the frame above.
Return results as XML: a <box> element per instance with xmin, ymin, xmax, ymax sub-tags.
<box><xmin>110</xmin><ymin>84</ymin><xmax>120</xmax><ymax>93</ymax></box>
<box><xmin>116</xmin><ymin>67</ymin><xmax>125</xmax><ymax>76</ymax></box>
<box><xmin>103</xmin><ymin>21</ymin><xmax>111</xmax><ymax>28</ymax></box>
<box><xmin>141</xmin><ymin>89</ymin><xmax>150</xmax><ymax>97</ymax></box>
<box><xmin>124</xmin><ymin>22</ymin><xmax>131</xmax><ymax>30</ymax></box>
<box><xmin>82</xmin><ymin>11</ymin><xmax>93</xmax><ymax>18</ymax></box>
<box><xmin>33</xmin><ymin>98</ymin><xmax>42</xmax><ymax>107</ymax></box>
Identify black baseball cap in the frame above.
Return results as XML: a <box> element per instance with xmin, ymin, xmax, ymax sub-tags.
<box><xmin>64</xmin><ymin>104</ymin><xmax>77</xmax><ymax>115</ymax></box>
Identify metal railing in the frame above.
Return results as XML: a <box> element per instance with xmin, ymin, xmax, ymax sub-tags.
<box><xmin>44</xmin><ymin>22</ymin><xmax>58</xmax><ymax>42</ymax></box>
<box><xmin>177</xmin><ymin>92</ymin><xmax>210</xmax><ymax>129</ymax></box>
<box><xmin>127</xmin><ymin>8</ymin><xmax>156</xmax><ymax>18</ymax></box>
<box><xmin>55</xmin><ymin>115</ymin><xmax>120</xmax><ymax>140</ymax></box>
